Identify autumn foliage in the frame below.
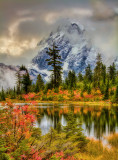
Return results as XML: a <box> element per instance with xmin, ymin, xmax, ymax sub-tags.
<box><xmin>0</xmin><ymin>100</ymin><xmax>43</xmax><ymax>160</ymax></box>
<box><xmin>0</xmin><ymin>98</ymin><xmax>85</xmax><ymax>160</ymax></box>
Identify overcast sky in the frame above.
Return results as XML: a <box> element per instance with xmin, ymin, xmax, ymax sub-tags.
<box><xmin>0</xmin><ymin>0</ymin><xmax>118</xmax><ymax>66</ymax></box>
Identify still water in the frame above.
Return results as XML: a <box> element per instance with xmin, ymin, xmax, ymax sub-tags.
<box><xmin>35</xmin><ymin>103</ymin><xmax>118</xmax><ymax>140</ymax></box>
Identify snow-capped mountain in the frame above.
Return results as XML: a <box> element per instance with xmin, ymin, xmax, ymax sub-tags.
<box><xmin>0</xmin><ymin>63</ymin><xmax>19</xmax><ymax>90</ymax></box>
<box><xmin>28</xmin><ymin>20</ymin><xmax>98</xmax><ymax>82</ymax></box>
<box><xmin>0</xmin><ymin>20</ymin><xmax>118</xmax><ymax>90</ymax></box>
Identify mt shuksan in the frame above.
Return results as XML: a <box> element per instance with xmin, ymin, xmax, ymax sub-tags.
<box><xmin>28</xmin><ymin>20</ymin><xmax>98</xmax><ymax>82</ymax></box>
<box><xmin>1</xmin><ymin>20</ymin><xmax>117</xmax><ymax>90</ymax></box>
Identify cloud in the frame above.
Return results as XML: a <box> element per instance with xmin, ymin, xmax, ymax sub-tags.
<box><xmin>0</xmin><ymin>37</ymin><xmax>38</xmax><ymax>56</ymax></box>
<box><xmin>0</xmin><ymin>1</ymin><xmax>92</xmax><ymax>58</ymax></box>
<box><xmin>0</xmin><ymin>0</ymin><xmax>117</xmax><ymax>65</ymax></box>
<box><xmin>0</xmin><ymin>47</ymin><xmax>39</xmax><ymax>66</ymax></box>
<box><xmin>43</xmin><ymin>8</ymin><xmax>92</xmax><ymax>24</ymax></box>
<box><xmin>9</xmin><ymin>17</ymin><xmax>35</xmax><ymax>37</ymax></box>
<box><xmin>17</xmin><ymin>10</ymin><xmax>32</xmax><ymax>16</ymax></box>
<box><xmin>86</xmin><ymin>17</ymin><xmax>118</xmax><ymax>64</ymax></box>
<box><xmin>0</xmin><ymin>17</ymin><xmax>38</xmax><ymax>56</ymax></box>
<box><xmin>90</xmin><ymin>0</ymin><xmax>116</xmax><ymax>20</ymax></box>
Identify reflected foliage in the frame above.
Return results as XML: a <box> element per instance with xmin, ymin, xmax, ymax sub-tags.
<box><xmin>37</xmin><ymin>104</ymin><xmax>118</xmax><ymax>139</ymax></box>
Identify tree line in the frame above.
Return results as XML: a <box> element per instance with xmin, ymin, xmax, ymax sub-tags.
<box><xmin>0</xmin><ymin>44</ymin><xmax>118</xmax><ymax>103</ymax></box>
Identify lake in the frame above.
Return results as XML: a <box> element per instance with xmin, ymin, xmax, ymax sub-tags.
<box><xmin>35</xmin><ymin>103</ymin><xmax>118</xmax><ymax>141</ymax></box>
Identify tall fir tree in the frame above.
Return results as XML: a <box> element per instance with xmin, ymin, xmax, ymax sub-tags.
<box><xmin>65</xmin><ymin>70</ymin><xmax>77</xmax><ymax>90</ymax></box>
<box><xmin>16</xmin><ymin>65</ymin><xmax>31</xmax><ymax>94</ymax></box>
<box><xmin>103</xmin><ymin>79</ymin><xmax>109</xmax><ymax>100</ymax></box>
<box><xmin>114</xmin><ymin>85</ymin><xmax>118</xmax><ymax>103</ymax></box>
<box><xmin>84</xmin><ymin>64</ymin><xmax>93</xmax><ymax>82</ymax></box>
<box><xmin>93</xmin><ymin>53</ymin><xmax>103</xmax><ymax>88</ymax></box>
<box><xmin>35</xmin><ymin>74</ymin><xmax>44</xmax><ymax>92</ymax></box>
<box><xmin>22</xmin><ymin>71</ymin><xmax>31</xmax><ymax>93</ymax></box>
<box><xmin>101</xmin><ymin>64</ymin><xmax>106</xmax><ymax>84</ymax></box>
<box><xmin>1</xmin><ymin>87</ymin><xmax>5</xmax><ymax>101</ymax></box>
<box><xmin>108</xmin><ymin>62</ymin><xmax>116</xmax><ymax>85</ymax></box>
<box><xmin>46</xmin><ymin>43</ymin><xmax>62</xmax><ymax>88</ymax></box>
<box><xmin>19</xmin><ymin>65</ymin><xmax>27</xmax><ymax>71</ymax></box>
<box><xmin>64</xmin><ymin>112</ymin><xmax>88</xmax><ymax>149</ymax></box>
<box><xmin>16</xmin><ymin>65</ymin><xmax>28</xmax><ymax>94</ymax></box>
<box><xmin>16</xmin><ymin>71</ymin><xmax>22</xmax><ymax>94</ymax></box>
<box><xmin>78</xmin><ymin>72</ymin><xmax>83</xmax><ymax>82</ymax></box>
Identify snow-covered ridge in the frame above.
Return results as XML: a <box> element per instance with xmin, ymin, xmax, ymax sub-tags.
<box><xmin>29</xmin><ymin>20</ymin><xmax>98</xmax><ymax>81</ymax></box>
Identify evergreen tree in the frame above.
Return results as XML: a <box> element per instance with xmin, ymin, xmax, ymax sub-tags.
<box><xmin>22</xmin><ymin>72</ymin><xmax>31</xmax><ymax>93</ymax></box>
<box><xmin>1</xmin><ymin>87</ymin><xmax>5</xmax><ymax>101</ymax></box>
<box><xmin>65</xmin><ymin>70</ymin><xmax>77</xmax><ymax>90</ymax></box>
<box><xmin>56</xmin><ymin>122</ymin><xmax>62</xmax><ymax>134</ymax></box>
<box><xmin>46</xmin><ymin>43</ymin><xmax>62</xmax><ymax>88</ymax></box>
<box><xmin>110</xmin><ymin>88</ymin><xmax>114</xmax><ymax>96</ymax></box>
<box><xmin>47</xmin><ymin>127</ymin><xmax>57</xmax><ymax>147</ymax></box>
<box><xmin>114</xmin><ymin>85</ymin><xmax>118</xmax><ymax>103</ymax></box>
<box><xmin>16</xmin><ymin>71</ymin><xmax>21</xmax><ymax>94</ymax></box>
<box><xmin>103</xmin><ymin>80</ymin><xmax>109</xmax><ymax>100</ymax></box>
<box><xmin>19</xmin><ymin>65</ymin><xmax>27</xmax><ymax>71</ymax></box>
<box><xmin>16</xmin><ymin>65</ymin><xmax>31</xmax><ymax>94</ymax></box>
<box><xmin>10</xmin><ymin>87</ymin><xmax>16</xmax><ymax>99</ymax></box>
<box><xmin>78</xmin><ymin>72</ymin><xmax>83</xmax><ymax>82</ymax></box>
<box><xmin>83</xmin><ymin>81</ymin><xmax>88</xmax><ymax>92</ymax></box>
<box><xmin>93</xmin><ymin>53</ymin><xmax>103</xmax><ymax>88</ymax></box>
<box><xmin>35</xmin><ymin>74</ymin><xmax>44</xmax><ymax>92</ymax></box>
<box><xmin>64</xmin><ymin>112</ymin><xmax>88</xmax><ymax>149</ymax></box>
<box><xmin>84</xmin><ymin>64</ymin><xmax>92</xmax><ymax>82</ymax></box>
<box><xmin>100</xmin><ymin>83</ymin><xmax>105</xmax><ymax>94</ymax></box>
<box><xmin>30</xmin><ymin>83</ymin><xmax>36</xmax><ymax>92</ymax></box>
<box><xmin>80</xmin><ymin>90</ymin><xmax>84</xmax><ymax>97</ymax></box>
<box><xmin>87</xmin><ymin>85</ymin><xmax>91</xmax><ymax>94</ymax></box>
<box><xmin>108</xmin><ymin>62</ymin><xmax>116</xmax><ymax>84</ymax></box>
<box><xmin>101</xmin><ymin>64</ymin><xmax>106</xmax><ymax>84</ymax></box>
<box><xmin>16</xmin><ymin>65</ymin><xmax>28</xmax><ymax>94</ymax></box>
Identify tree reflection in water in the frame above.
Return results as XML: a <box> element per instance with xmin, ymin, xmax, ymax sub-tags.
<box><xmin>36</xmin><ymin>104</ymin><xmax>118</xmax><ymax>140</ymax></box>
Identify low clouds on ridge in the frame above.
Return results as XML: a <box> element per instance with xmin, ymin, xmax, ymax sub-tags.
<box><xmin>0</xmin><ymin>0</ymin><xmax>117</xmax><ymax>65</ymax></box>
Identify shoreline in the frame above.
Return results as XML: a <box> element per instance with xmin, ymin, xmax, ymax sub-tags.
<box><xmin>1</xmin><ymin>100</ymin><xmax>118</xmax><ymax>107</ymax></box>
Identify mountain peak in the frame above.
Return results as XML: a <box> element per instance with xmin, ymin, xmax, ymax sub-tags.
<box><xmin>1</xmin><ymin>20</ymin><xmax>118</xmax><ymax>89</ymax></box>
<box><xmin>29</xmin><ymin>20</ymin><xmax>98</xmax><ymax>82</ymax></box>
<box><xmin>38</xmin><ymin>20</ymin><xmax>85</xmax><ymax>46</ymax></box>
<box><xmin>55</xmin><ymin>19</ymin><xmax>85</xmax><ymax>34</ymax></box>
